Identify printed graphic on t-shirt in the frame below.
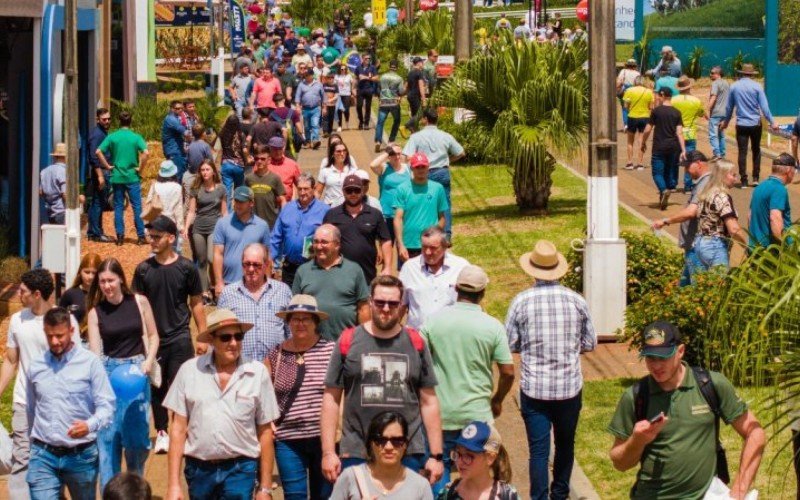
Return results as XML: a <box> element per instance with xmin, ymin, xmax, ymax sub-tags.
<box><xmin>360</xmin><ymin>353</ymin><xmax>409</xmax><ymax>406</ymax></box>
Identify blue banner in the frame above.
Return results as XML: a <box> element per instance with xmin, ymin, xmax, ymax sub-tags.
<box><xmin>155</xmin><ymin>3</ymin><xmax>212</xmax><ymax>27</ymax></box>
<box><xmin>229</xmin><ymin>0</ymin><xmax>246</xmax><ymax>55</ymax></box>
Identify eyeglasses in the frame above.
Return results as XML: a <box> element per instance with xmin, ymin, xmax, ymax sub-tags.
<box><xmin>173</xmin><ymin>107</ymin><xmax>183</xmax><ymax>112</ymax></box>
<box><xmin>450</xmin><ymin>450</ymin><xmax>475</xmax><ymax>466</ymax></box>
<box><xmin>214</xmin><ymin>332</ymin><xmax>245</xmax><ymax>343</ymax></box>
<box><xmin>256</xmin><ymin>156</ymin><xmax>269</xmax><ymax>161</ymax></box>
<box><xmin>373</xmin><ymin>436</ymin><xmax>408</xmax><ymax>448</ymax></box>
<box><xmin>373</xmin><ymin>299</ymin><xmax>401</xmax><ymax>309</ymax></box>
<box><xmin>243</xmin><ymin>261</ymin><xmax>264</xmax><ymax>269</ymax></box>
<box><xmin>344</xmin><ymin>187</ymin><xmax>362</xmax><ymax>194</ymax></box>
<box><xmin>289</xmin><ymin>316</ymin><xmax>315</xmax><ymax>323</ymax></box>
<box><xmin>334</xmin><ymin>149</ymin><xmax>347</xmax><ymax>154</ymax></box>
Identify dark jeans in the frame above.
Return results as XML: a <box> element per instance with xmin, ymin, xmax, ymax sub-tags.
<box><xmin>325</xmin><ymin>106</ymin><xmax>337</xmax><ymax>134</ymax></box>
<box><xmin>48</xmin><ymin>213</ymin><xmax>65</xmax><ymax>225</ymax></box>
<box><xmin>433</xmin><ymin>430</ymin><xmax>461</xmax><ymax>496</ymax></box>
<box><xmin>87</xmin><ymin>171</ymin><xmax>110</xmax><ymax>237</ymax></box>
<box><xmin>27</xmin><ymin>442</ymin><xmax>99</xmax><ymax>500</ymax></box>
<box><xmin>356</xmin><ymin>92</ymin><xmax>373</xmax><ymax>127</ymax></box>
<box><xmin>275</xmin><ymin>438</ymin><xmax>332</xmax><ymax>500</ymax></box>
<box><xmin>520</xmin><ymin>391</ymin><xmax>582</xmax><ymax>500</ymax></box>
<box><xmin>428</xmin><ymin>167</ymin><xmax>452</xmax><ymax>239</ymax></box>
<box><xmin>406</xmin><ymin>95</ymin><xmax>422</xmax><ymax>131</ymax></box>
<box><xmin>736</xmin><ymin>124</ymin><xmax>762</xmax><ymax>184</ymax></box>
<box><xmin>151</xmin><ymin>336</ymin><xmax>195</xmax><ymax>432</ymax></box>
<box><xmin>651</xmin><ymin>150</ymin><xmax>680</xmax><ymax>194</ymax></box>
<box><xmin>375</xmin><ymin>106</ymin><xmax>401</xmax><ymax>144</ymax></box>
<box><xmin>338</xmin><ymin>96</ymin><xmax>352</xmax><ymax>126</ymax></box>
<box><xmin>221</xmin><ymin>160</ymin><xmax>245</xmax><ymax>211</ymax></box>
<box><xmin>112</xmin><ymin>182</ymin><xmax>145</xmax><ymax>239</ymax></box>
<box><xmin>185</xmin><ymin>456</ymin><xmax>258</xmax><ymax>499</ymax></box>
<box><xmin>684</xmin><ymin>139</ymin><xmax>696</xmax><ymax>191</ymax></box>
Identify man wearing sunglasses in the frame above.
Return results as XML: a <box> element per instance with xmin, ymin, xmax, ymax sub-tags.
<box><xmin>164</xmin><ymin>308</ymin><xmax>280</xmax><ymax>500</ymax></box>
<box><xmin>86</xmin><ymin>108</ymin><xmax>113</xmax><ymax>243</ymax></box>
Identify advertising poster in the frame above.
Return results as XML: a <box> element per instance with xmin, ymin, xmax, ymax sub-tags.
<box><xmin>615</xmin><ymin>0</ymin><xmax>635</xmax><ymax>42</ymax></box>
<box><xmin>642</xmin><ymin>0</ymin><xmax>764</xmax><ymax>39</ymax></box>
<box><xmin>229</xmin><ymin>0</ymin><xmax>246</xmax><ymax>55</ymax></box>
<box><xmin>372</xmin><ymin>0</ymin><xmax>387</xmax><ymax>27</ymax></box>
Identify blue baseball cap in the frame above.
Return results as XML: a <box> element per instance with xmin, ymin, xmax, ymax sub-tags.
<box><xmin>455</xmin><ymin>421</ymin><xmax>502</xmax><ymax>454</ymax></box>
<box><xmin>233</xmin><ymin>186</ymin><xmax>255</xmax><ymax>202</ymax></box>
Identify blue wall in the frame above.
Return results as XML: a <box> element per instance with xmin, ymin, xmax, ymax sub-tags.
<box><xmin>765</xmin><ymin>0</ymin><xmax>800</xmax><ymax>117</ymax></box>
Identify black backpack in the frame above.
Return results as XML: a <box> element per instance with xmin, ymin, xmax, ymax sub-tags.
<box><xmin>632</xmin><ymin>366</ymin><xmax>730</xmax><ymax>484</ymax></box>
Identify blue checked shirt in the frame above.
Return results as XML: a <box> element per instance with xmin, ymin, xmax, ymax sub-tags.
<box><xmin>505</xmin><ymin>281</ymin><xmax>597</xmax><ymax>401</ymax></box>
<box><xmin>218</xmin><ymin>279</ymin><xmax>292</xmax><ymax>362</ymax></box>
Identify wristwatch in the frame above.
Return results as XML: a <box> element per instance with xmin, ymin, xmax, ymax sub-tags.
<box><xmin>258</xmin><ymin>486</ymin><xmax>273</xmax><ymax>495</ymax></box>
<box><xmin>430</xmin><ymin>453</ymin><xmax>444</xmax><ymax>462</ymax></box>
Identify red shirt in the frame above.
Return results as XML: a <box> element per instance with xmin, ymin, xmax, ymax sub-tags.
<box><xmin>268</xmin><ymin>156</ymin><xmax>301</xmax><ymax>200</ymax></box>
<box><xmin>253</xmin><ymin>77</ymin><xmax>283</xmax><ymax>110</ymax></box>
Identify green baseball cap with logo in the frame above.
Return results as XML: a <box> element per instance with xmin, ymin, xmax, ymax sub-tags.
<box><xmin>640</xmin><ymin>321</ymin><xmax>681</xmax><ymax>358</ymax></box>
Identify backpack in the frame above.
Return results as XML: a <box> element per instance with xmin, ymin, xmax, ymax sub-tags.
<box><xmin>633</xmin><ymin>366</ymin><xmax>730</xmax><ymax>484</ymax></box>
<box><xmin>338</xmin><ymin>326</ymin><xmax>428</xmax><ymax>377</ymax></box>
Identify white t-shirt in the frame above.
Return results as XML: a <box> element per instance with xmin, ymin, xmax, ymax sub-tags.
<box><xmin>319</xmin><ymin>156</ymin><xmax>359</xmax><ymax>171</ymax></box>
<box><xmin>317</xmin><ymin>164</ymin><xmax>358</xmax><ymax>206</ymax></box>
<box><xmin>151</xmin><ymin>181</ymin><xmax>185</xmax><ymax>231</ymax></box>
<box><xmin>364</xmin><ymin>12</ymin><xmax>373</xmax><ymax>28</ymax></box>
<box><xmin>6</xmin><ymin>308</ymin><xmax>80</xmax><ymax>405</ymax></box>
<box><xmin>335</xmin><ymin>74</ymin><xmax>354</xmax><ymax>97</ymax></box>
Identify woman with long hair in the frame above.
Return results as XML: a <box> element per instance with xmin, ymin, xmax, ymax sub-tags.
<box><xmin>218</xmin><ymin>112</ymin><xmax>251</xmax><ymax>209</ymax></box>
<box><xmin>439</xmin><ymin>421</ymin><xmax>519</xmax><ymax>499</ymax></box>
<box><xmin>693</xmin><ymin>159</ymin><xmax>745</xmax><ymax>273</ymax></box>
<box><xmin>317</xmin><ymin>140</ymin><xmax>357</xmax><ymax>206</ymax></box>
<box><xmin>59</xmin><ymin>252</ymin><xmax>102</xmax><ymax>328</ymax></box>
<box><xmin>184</xmin><ymin>159</ymin><xmax>227</xmax><ymax>296</ymax></box>
<box><xmin>268</xmin><ymin>295</ymin><xmax>335</xmax><ymax>499</ymax></box>
<box><xmin>334</xmin><ymin>64</ymin><xmax>355</xmax><ymax>131</ymax></box>
<box><xmin>86</xmin><ymin>258</ymin><xmax>160</xmax><ymax>490</ymax></box>
<box><xmin>319</xmin><ymin>133</ymin><xmax>359</xmax><ymax>170</ymax></box>
<box><xmin>330</xmin><ymin>412</ymin><xmax>433</xmax><ymax>499</ymax></box>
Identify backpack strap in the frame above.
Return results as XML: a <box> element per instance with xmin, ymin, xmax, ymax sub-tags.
<box><xmin>690</xmin><ymin>366</ymin><xmax>729</xmax><ymax>483</ymax></box>
<box><xmin>339</xmin><ymin>326</ymin><xmax>357</xmax><ymax>358</ymax></box>
<box><xmin>632</xmin><ymin>376</ymin><xmax>650</xmax><ymax>423</ymax></box>
<box><xmin>404</xmin><ymin>327</ymin><xmax>425</xmax><ymax>353</ymax></box>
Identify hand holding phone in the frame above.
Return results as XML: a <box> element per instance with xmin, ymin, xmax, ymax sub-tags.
<box><xmin>649</xmin><ymin>412</ymin><xmax>665</xmax><ymax>424</ymax></box>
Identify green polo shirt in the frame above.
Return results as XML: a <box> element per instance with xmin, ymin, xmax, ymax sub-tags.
<box><xmin>421</xmin><ymin>302</ymin><xmax>513</xmax><ymax>430</ymax></box>
<box><xmin>99</xmin><ymin>128</ymin><xmax>148</xmax><ymax>185</ymax></box>
<box><xmin>292</xmin><ymin>257</ymin><xmax>369</xmax><ymax>341</ymax></box>
<box><xmin>607</xmin><ymin>363</ymin><xmax>747</xmax><ymax>499</ymax></box>
<box><xmin>393</xmin><ymin>180</ymin><xmax>448</xmax><ymax>250</ymax></box>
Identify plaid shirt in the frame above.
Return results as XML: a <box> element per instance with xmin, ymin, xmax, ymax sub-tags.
<box><xmin>505</xmin><ymin>281</ymin><xmax>597</xmax><ymax>401</ymax></box>
<box><xmin>218</xmin><ymin>279</ymin><xmax>292</xmax><ymax>362</ymax></box>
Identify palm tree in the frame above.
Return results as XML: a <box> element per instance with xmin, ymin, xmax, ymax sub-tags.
<box><xmin>434</xmin><ymin>39</ymin><xmax>588</xmax><ymax>211</ymax></box>
<box><xmin>381</xmin><ymin>9</ymin><xmax>455</xmax><ymax>56</ymax></box>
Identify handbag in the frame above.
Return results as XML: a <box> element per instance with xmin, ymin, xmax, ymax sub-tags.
<box><xmin>141</xmin><ymin>185</ymin><xmax>163</xmax><ymax>223</ymax></box>
<box><xmin>134</xmin><ymin>294</ymin><xmax>162</xmax><ymax>388</ymax></box>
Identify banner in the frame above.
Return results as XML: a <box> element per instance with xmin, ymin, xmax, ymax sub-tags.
<box><xmin>615</xmin><ymin>0</ymin><xmax>634</xmax><ymax>42</ymax></box>
<box><xmin>229</xmin><ymin>0</ymin><xmax>246</xmax><ymax>55</ymax></box>
<box><xmin>372</xmin><ymin>0</ymin><xmax>387</xmax><ymax>27</ymax></box>
<box><xmin>155</xmin><ymin>2</ymin><xmax>212</xmax><ymax>27</ymax></box>
<box><xmin>642</xmin><ymin>0</ymin><xmax>764</xmax><ymax>40</ymax></box>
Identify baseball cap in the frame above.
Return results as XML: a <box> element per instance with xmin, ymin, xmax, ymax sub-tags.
<box><xmin>412</xmin><ymin>56</ymin><xmax>424</xmax><ymax>64</ymax></box>
<box><xmin>233</xmin><ymin>186</ymin><xmax>255</xmax><ymax>202</ymax></box>
<box><xmin>268</xmin><ymin>136</ymin><xmax>285</xmax><ymax>149</ymax></box>
<box><xmin>355</xmin><ymin>169</ymin><xmax>371</xmax><ymax>182</ymax></box>
<box><xmin>456</xmin><ymin>265</ymin><xmax>489</xmax><ymax>292</ymax></box>
<box><xmin>640</xmin><ymin>321</ymin><xmax>681</xmax><ymax>358</ymax></box>
<box><xmin>342</xmin><ymin>174</ymin><xmax>363</xmax><ymax>191</ymax></box>
<box><xmin>680</xmin><ymin>150</ymin><xmax>708</xmax><ymax>168</ymax></box>
<box><xmin>389</xmin><ymin>60</ymin><xmax>399</xmax><ymax>69</ymax></box>
<box><xmin>455</xmin><ymin>421</ymin><xmax>502</xmax><ymax>454</ymax></box>
<box><xmin>409</xmin><ymin>152</ymin><xmax>430</xmax><ymax>169</ymax></box>
<box><xmin>145</xmin><ymin>215</ymin><xmax>178</xmax><ymax>236</ymax></box>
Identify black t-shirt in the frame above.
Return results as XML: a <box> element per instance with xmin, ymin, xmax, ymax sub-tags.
<box><xmin>240</xmin><ymin>121</ymin><xmax>254</xmax><ymax>139</ymax></box>
<box><xmin>323</xmin><ymin>203</ymin><xmax>391</xmax><ymax>284</ymax></box>
<box><xmin>251</xmin><ymin>120</ymin><xmax>283</xmax><ymax>147</ymax></box>
<box><xmin>59</xmin><ymin>286</ymin><xmax>88</xmax><ymax>325</ymax></box>
<box><xmin>95</xmin><ymin>294</ymin><xmax>146</xmax><ymax>358</ymax></box>
<box><xmin>407</xmin><ymin>69</ymin><xmax>425</xmax><ymax>99</ymax></box>
<box><xmin>649</xmin><ymin>105</ymin><xmax>683</xmax><ymax>154</ymax></box>
<box><xmin>132</xmin><ymin>256</ymin><xmax>202</xmax><ymax>345</ymax></box>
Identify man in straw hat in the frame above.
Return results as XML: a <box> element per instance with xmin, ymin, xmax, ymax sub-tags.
<box><xmin>163</xmin><ymin>308</ymin><xmax>279</xmax><ymax>500</ymax></box>
<box><xmin>672</xmin><ymin>76</ymin><xmax>708</xmax><ymax>193</ymax></box>
<box><xmin>505</xmin><ymin>240</ymin><xmax>596</xmax><ymax>500</ymax></box>
<box><xmin>39</xmin><ymin>143</ymin><xmax>68</xmax><ymax>224</ymax></box>
<box><xmin>721</xmin><ymin>63</ymin><xmax>778</xmax><ymax>188</ymax></box>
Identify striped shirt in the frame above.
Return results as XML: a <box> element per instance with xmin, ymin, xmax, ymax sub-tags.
<box><xmin>505</xmin><ymin>281</ymin><xmax>597</xmax><ymax>401</ymax></box>
<box><xmin>267</xmin><ymin>339</ymin><xmax>334</xmax><ymax>441</ymax></box>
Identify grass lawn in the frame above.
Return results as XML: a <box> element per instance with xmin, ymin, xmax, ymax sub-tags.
<box><xmin>450</xmin><ymin>163</ymin><xmax>646</xmax><ymax>319</ymax></box>
<box><xmin>645</xmin><ymin>0</ymin><xmax>764</xmax><ymax>39</ymax></box>
<box><xmin>578</xmin><ymin>378</ymin><xmax>797</xmax><ymax>499</ymax></box>
<box><xmin>616</xmin><ymin>43</ymin><xmax>634</xmax><ymax>64</ymax></box>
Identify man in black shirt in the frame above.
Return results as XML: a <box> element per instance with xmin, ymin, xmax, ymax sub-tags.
<box><xmin>323</xmin><ymin>174</ymin><xmax>392</xmax><ymax>284</ymax></box>
<box><xmin>642</xmin><ymin>88</ymin><xmax>686</xmax><ymax>210</ymax></box>
<box><xmin>132</xmin><ymin>216</ymin><xmax>206</xmax><ymax>455</ymax></box>
<box><xmin>248</xmin><ymin>112</ymin><xmax>284</xmax><ymax>158</ymax></box>
<box><xmin>355</xmin><ymin>54</ymin><xmax>378</xmax><ymax>130</ymax></box>
<box><xmin>403</xmin><ymin>57</ymin><xmax>427</xmax><ymax>135</ymax></box>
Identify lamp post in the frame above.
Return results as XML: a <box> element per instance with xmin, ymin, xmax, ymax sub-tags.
<box><xmin>64</xmin><ymin>0</ymin><xmax>81</xmax><ymax>286</ymax></box>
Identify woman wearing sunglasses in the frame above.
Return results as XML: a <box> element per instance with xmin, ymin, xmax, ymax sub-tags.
<box><xmin>439</xmin><ymin>421</ymin><xmax>519</xmax><ymax>500</ymax></box>
<box><xmin>267</xmin><ymin>295</ymin><xmax>336</xmax><ymax>499</ymax></box>
<box><xmin>331</xmin><ymin>412</ymin><xmax>433</xmax><ymax>499</ymax></box>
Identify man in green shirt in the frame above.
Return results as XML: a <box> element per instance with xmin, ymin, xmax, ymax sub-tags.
<box><xmin>608</xmin><ymin>321</ymin><xmax>765</xmax><ymax>499</ymax></box>
<box><xmin>374</xmin><ymin>60</ymin><xmax>405</xmax><ymax>151</ymax></box>
<box><xmin>672</xmin><ymin>76</ymin><xmax>708</xmax><ymax>192</ymax></box>
<box><xmin>421</xmin><ymin>264</ymin><xmax>514</xmax><ymax>494</ymax></box>
<box><xmin>96</xmin><ymin>110</ymin><xmax>150</xmax><ymax>245</ymax></box>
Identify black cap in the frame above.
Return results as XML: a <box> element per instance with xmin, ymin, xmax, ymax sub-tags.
<box><xmin>640</xmin><ymin>321</ymin><xmax>681</xmax><ymax>358</ymax></box>
<box><xmin>412</xmin><ymin>56</ymin><xmax>424</xmax><ymax>64</ymax></box>
<box><xmin>145</xmin><ymin>215</ymin><xmax>178</xmax><ymax>236</ymax></box>
<box><xmin>680</xmin><ymin>150</ymin><xmax>708</xmax><ymax>168</ymax></box>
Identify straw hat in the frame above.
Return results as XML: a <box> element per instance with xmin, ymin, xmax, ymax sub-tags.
<box><xmin>197</xmin><ymin>308</ymin><xmax>254</xmax><ymax>343</ymax></box>
<box><xmin>519</xmin><ymin>240</ymin><xmax>568</xmax><ymax>281</ymax></box>
<box><xmin>737</xmin><ymin>63</ymin><xmax>758</xmax><ymax>76</ymax></box>
<box><xmin>51</xmin><ymin>143</ymin><xmax>67</xmax><ymax>158</ymax></box>
<box><xmin>275</xmin><ymin>294</ymin><xmax>329</xmax><ymax>321</ymax></box>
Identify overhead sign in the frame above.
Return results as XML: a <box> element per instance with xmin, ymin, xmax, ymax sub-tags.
<box><xmin>229</xmin><ymin>0</ymin><xmax>246</xmax><ymax>55</ymax></box>
<box><xmin>615</xmin><ymin>0</ymin><xmax>635</xmax><ymax>42</ymax></box>
<box><xmin>372</xmin><ymin>0</ymin><xmax>387</xmax><ymax>27</ymax></box>
<box><xmin>155</xmin><ymin>2</ymin><xmax>212</xmax><ymax>27</ymax></box>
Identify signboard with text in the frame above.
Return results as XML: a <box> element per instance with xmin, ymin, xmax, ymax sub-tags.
<box><xmin>615</xmin><ymin>0</ymin><xmax>635</xmax><ymax>41</ymax></box>
<box><xmin>372</xmin><ymin>0</ymin><xmax>387</xmax><ymax>27</ymax></box>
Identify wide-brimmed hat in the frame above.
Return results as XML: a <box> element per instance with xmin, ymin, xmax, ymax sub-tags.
<box><xmin>676</xmin><ymin>76</ymin><xmax>693</xmax><ymax>90</ymax></box>
<box><xmin>51</xmin><ymin>142</ymin><xmax>67</xmax><ymax>158</ymax></box>
<box><xmin>519</xmin><ymin>240</ymin><xmax>568</xmax><ymax>281</ymax></box>
<box><xmin>159</xmin><ymin>160</ymin><xmax>178</xmax><ymax>178</ymax></box>
<box><xmin>276</xmin><ymin>294</ymin><xmax>329</xmax><ymax>321</ymax></box>
<box><xmin>737</xmin><ymin>63</ymin><xmax>758</xmax><ymax>76</ymax></box>
<box><xmin>197</xmin><ymin>308</ymin><xmax>254</xmax><ymax>343</ymax></box>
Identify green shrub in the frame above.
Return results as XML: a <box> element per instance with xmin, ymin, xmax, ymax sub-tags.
<box><xmin>562</xmin><ymin>231</ymin><xmax>683</xmax><ymax>305</ymax></box>
<box><xmin>437</xmin><ymin>114</ymin><xmax>497</xmax><ymax>164</ymax></box>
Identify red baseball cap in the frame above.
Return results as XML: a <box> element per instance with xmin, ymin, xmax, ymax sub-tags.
<box><xmin>409</xmin><ymin>152</ymin><xmax>430</xmax><ymax>169</ymax></box>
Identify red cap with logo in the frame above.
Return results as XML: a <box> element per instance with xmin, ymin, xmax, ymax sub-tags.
<box><xmin>409</xmin><ymin>152</ymin><xmax>430</xmax><ymax>169</ymax></box>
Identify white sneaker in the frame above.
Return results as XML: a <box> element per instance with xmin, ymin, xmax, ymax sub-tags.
<box><xmin>336</xmin><ymin>126</ymin><xmax>342</xmax><ymax>133</ymax></box>
<box><xmin>154</xmin><ymin>430</ymin><xmax>169</xmax><ymax>454</ymax></box>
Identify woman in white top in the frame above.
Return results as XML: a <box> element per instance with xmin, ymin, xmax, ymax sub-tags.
<box><xmin>616</xmin><ymin>59</ymin><xmax>641</xmax><ymax>130</ymax></box>
<box><xmin>334</xmin><ymin>64</ymin><xmax>355</xmax><ymax>131</ymax></box>
<box><xmin>319</xmin><ymin>133</ymin><xmax>359</xmax><ymax>170</ymax></box>
<box><xmin>146</xmin><ymin>160</ymin><xmax>184</xmax><ymax>248</ymax></box>
<box><xmin>317</xmin><ymin>140</ymin><xmax>358</xmax><ymax>206</ymax></box>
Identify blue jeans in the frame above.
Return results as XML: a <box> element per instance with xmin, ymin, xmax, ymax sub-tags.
<box><xmin>275</xmin><ymin>438</ymin><xmax>332</xmax><ymax>499</ymax></box>
<box><xmin>684</xmin><ymin>140</ymin><xmax>696</xmax><ymax>191</ymax></box>
<box><xmin>167</xmin><ymin>153</ymin><xmax>188</xmax><ymax>181</ymax></box>
<box><xmin>679</xmin><ymin>247</ymin><xmax>704</xmax><ymax>287</ymax></box>
<box><xmin>375</xmin><ymin>106</ymin><xmax>401</xmax><ymax>143</ymax></box>
<box><xmin>693</xmin><ymin>236</ymin><xmax>729</xmax><ymax>271</ymax></box>
<box><xmin>112</xmin><ymin>182</ymin><xmax>145</xmax><ymax>238</ymax></box>
<box><xmin>708</xmin><ymin>116</ymin><xmax>727</xmax><ymax>158</ymax></box>
<box><xmin>302</xmin><ymin>107</ymin><xmax>321</xmax><ymax>142</ymax></box>
<box><xmin>428</xmin><ymin>167</ymin><xmax>452</xmax><ymax>239</ymax></box>
<box><xmin>341</xmin><ymin>453</ymin><xmax>426</xmax><ymax>474</ymax></box>
<box><xmin>98</xmin><ymin>355</ymin><xmax>151</xmax><ymax>490</ymax></box>
<box><xmin>520</xmin><ymin>391</ymin><xmax>582</xmax><ymax>500</ymax></box>
<box><xmin>87</xmin><ymin>171</ymin><xmax>110</xmax><ymax>237</ymax></box>
<box><xmin>221</xmin><ymin>160</ymin><xmax>245</xmax><ymax>211</ymax></box>
<box><xmin>185</xmin><ymin>456</ymin><xmax>258</xmax><ymax>499</ymax></box>
<box><xmin>27</xmin><ymin>442</ymin><xmax>99</xmax><ymax>500</ymax></box>
<box><xmin>433</xmin><ymin>430</ymin><xmax>461</xmax><ymax>496</ymax></box>
<box><xmin>651</xmin><ymin>150</ymin><xmax>679</xmax><ymax>194</ymax></box>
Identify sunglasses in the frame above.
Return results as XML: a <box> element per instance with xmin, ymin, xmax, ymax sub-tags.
<box><xmin>344</xmin><ymin>187</ymin><xmax>362</xmax><ymax>194</ymax></box>
<box><xmin>243</xmin><ymin>261</ymin><xmax>264</xmax><ymax>269</ymax></box>
<box><xmin>214</xmin><ymin>332</ymin><xmax>245</xmax><ymax>343</ymax></box>
<box><xmin>373</xmin><ymin>436</ymin><xmax>408</xmax><ymax>448</ymax></box>
<box><xmin>373</xmin><ymin>299</ymin><xmax>401</xmax><ymax>309</ymax></box>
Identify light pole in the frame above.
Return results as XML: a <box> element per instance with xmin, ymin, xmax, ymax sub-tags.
<box><xmin>584</xmin><ymin>0</ymin><xmax>626</xmax><ymax>338</ymax></box>
<box><xmin>64</xmin><ymin>0</ymin><xmax>81</xmax><ymax>286</ymax></box>
<box><xmin>455</xmin><ymin>0</ymin><xmax>472</xmax><ymax>62</ymax></box>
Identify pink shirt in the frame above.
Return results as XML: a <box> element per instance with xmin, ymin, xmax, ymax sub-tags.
<box><xmin>268</xmin><ymin>157</ymin><xmax>301</xmax><ymax>199</ymax></box>
<box><xmin>253</xmin><ymin>77</ymin><xmax>283</xmax><ymax>110</ymax></box>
